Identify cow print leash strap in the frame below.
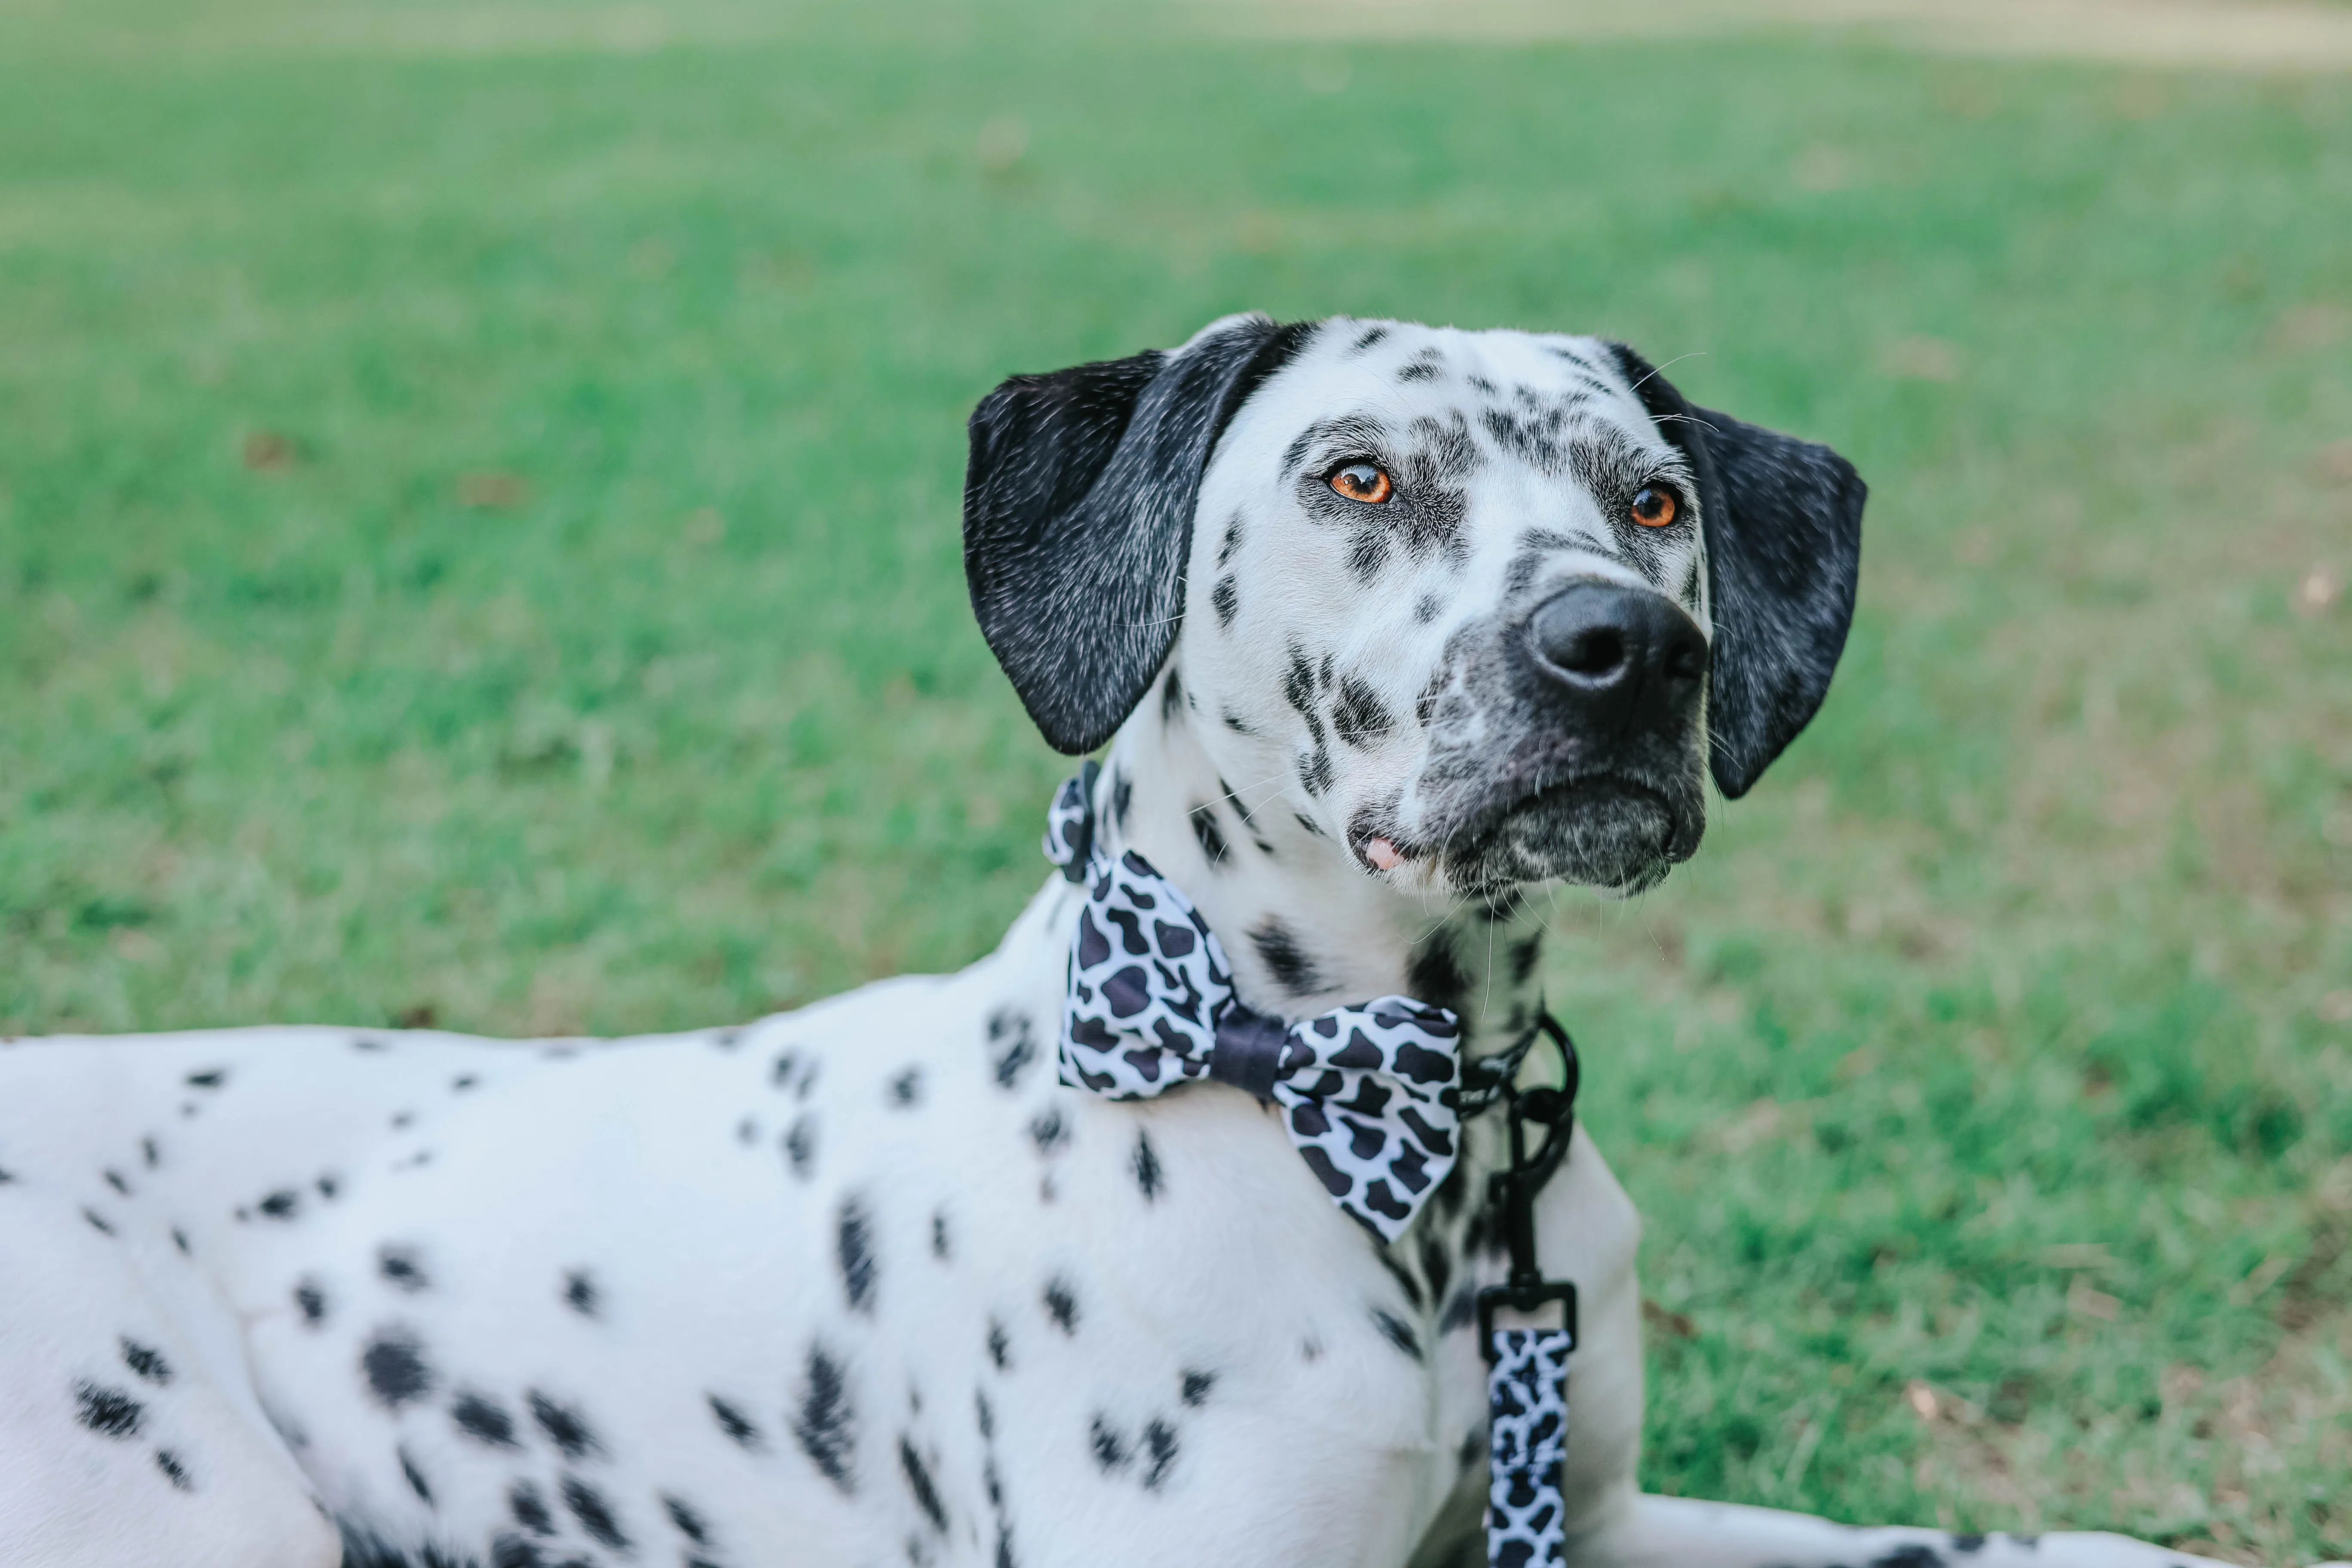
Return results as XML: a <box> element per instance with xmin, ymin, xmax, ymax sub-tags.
<box><xmin>1043</xmin><ymin>764</ymin><xmax>1465</xmax><ymax>1242</ymax></box>
<box><xmin>1044</xmin><ymin>767</ymin><xmax>1582</xmax><ymax>1563</ymax></box>
<box><xmin>1467</xmin><ymin>1011</ymin><xmax>1581</xmax><ymax>1568</ymax></box>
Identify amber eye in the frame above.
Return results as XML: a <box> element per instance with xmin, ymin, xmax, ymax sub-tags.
<box><xmin>1329</xmin><ymin>463</ymin><xmax>1394</xmax><ymax>504</ymax></box>
<box><xmin>1630</xmin><ymin>485</ymin><xmax>1679</xmax><ymax>527</ymax></box>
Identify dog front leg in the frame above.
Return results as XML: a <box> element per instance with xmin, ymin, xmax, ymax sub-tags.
<box><xmin>1570</xmin><ymin>1494</ymin><xmax>2267</xmax><ymax>1568</ymax></box>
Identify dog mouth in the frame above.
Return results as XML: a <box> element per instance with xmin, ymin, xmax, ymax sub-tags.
<box><xmin>1427</xmin><ymin>774</ymin><xmax>1700</xmax><ymax>897</ymax></box>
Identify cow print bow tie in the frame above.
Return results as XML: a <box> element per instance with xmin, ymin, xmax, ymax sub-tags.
<box><xmin>1042</xmin><ymin>767</ymin><xmax>1465</xmax><ymax>1242</ymax></box>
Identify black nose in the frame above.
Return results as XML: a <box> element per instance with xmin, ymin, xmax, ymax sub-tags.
<box><xmin>1525</xmin><ymin>582</ymin><xmax>1707</xmax><ymax>731</ymax></box>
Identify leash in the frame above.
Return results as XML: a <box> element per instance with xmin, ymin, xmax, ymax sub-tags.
<box><xmin>1464</xmin><ymin>1012</ymin><xmax>1581</xmax><ymax>1568</ymax></box>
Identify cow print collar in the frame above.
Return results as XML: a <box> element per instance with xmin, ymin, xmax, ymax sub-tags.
<box><xmin>1044</xmin><ymin>764</ymin><xmax>1467</xmax><ymax>1242</ymax></box>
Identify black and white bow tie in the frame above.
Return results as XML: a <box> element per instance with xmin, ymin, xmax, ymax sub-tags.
<box><xmin>1042</xmin><ymin>766</ymin><xmax>1465</xmax><ymax>1241</ymax></box>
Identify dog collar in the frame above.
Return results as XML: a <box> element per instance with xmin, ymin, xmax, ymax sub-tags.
<box><xmin>1042</xmin><ymin>763</ymin><xmax>1464</xmax><ymax>1242</ymax></box>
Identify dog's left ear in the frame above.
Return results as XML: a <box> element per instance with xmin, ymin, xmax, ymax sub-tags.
<box><xmin>965</xmin><ymin>315</ymin><xmax>1311</xmax><ymax>755</ymax></box>
<box><xmin>1607</xmin><ymin>343</ymin><xmax>1867</xmax><ymax>799</ymax></box>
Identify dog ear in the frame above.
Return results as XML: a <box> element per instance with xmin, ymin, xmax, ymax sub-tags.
<box><xmin>1606</xmin><ymin>343</ymin><xmax>1867</xmax><ymax>799</ymax></box>
<box><xmin>965</xmin><ymin>315</ymin><xmax>1312</xmax><ymax>755</ymax></box>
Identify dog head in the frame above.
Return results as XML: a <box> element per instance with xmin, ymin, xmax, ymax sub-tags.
<box><xmin>965</xmin><ymin>314</ymin><xmax>1864</xmax><ymax>900</ymax></box>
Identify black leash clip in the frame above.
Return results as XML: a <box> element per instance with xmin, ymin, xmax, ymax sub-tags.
<box><xmin>1473</xmin><ymin>1011</ymin><xmax>1581</xmax><ymax>1363</ymax></box>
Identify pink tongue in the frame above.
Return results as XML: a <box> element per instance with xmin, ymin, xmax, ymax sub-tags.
<box><xmin>1365</xmin><ymin>837</ymin><xmax>1403</xmax><ymax>872</ymax></box>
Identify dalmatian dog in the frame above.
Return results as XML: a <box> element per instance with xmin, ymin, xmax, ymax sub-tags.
<box><xmin>0</xmin><ymin>314</ymin><xmax>2298</xmax><ymax>1568</ymax></box>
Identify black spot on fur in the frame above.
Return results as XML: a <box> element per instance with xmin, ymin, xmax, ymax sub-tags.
<box><xmin>1027</xmin><ymin>1109</ymin><xmax>1068</xmax><ymax>1155</ymax></box>
<box><xmin>1398</xmin><ymin>358</ymin><xmax>1439</xmax><ymax>383</ymax></box>
<box><xmin>1414</xmin><ymin>593</ymin><xmax>1442</xmax><ymax>624</ymax></box>
<box><xmin>931</xmin><ymin>1208</ymin><xmax>951</xmax><ymax>1260</ymax></box>
<box><xmin>258</xmin><ymin>1188</ymin><xmax>300</xmax><ymax>1220</ymax></box>
<box><xmin>120</xmin><ymin>1339</ymin><xmax>171</xmax><ymax>1384</ymax></box>
<box><xmin>399</xmin><ymin>1445</ymin><xmax>433</xmax><ymax>1504</ymax></box>
<box><xmin>1293</xmin><ymin>812</ymin><xmax>1322</xmax><ymax>837</ymax></box>
<box><xmin>561</xmin><ymin>1268</ymin><xmax>600</xmax><ymax>1318</ymax></box>
<box><xmin>1868</xmin><ymin>1550</ymin><xmax>1946</xmax><ymax>1568</ymax></box>
<box><xmin>491</xmin><ymin>1534</ymin><xmax>545</xmax><ymax>1568</ymax></box>
<box><xmin>1331</xmin><ymin>676</ymin><xmax>1394</xmax><ymax>748</ymax></box>
<box><xmin>1220</xmin><ymin>707</ymin><xmax>1255</xmax><ymax>735</ymax></box>
<box><xmin>360</xmin><ymin>1328</ymin><xmax>433</xmax><ymax>1408</ymax></box>
<box><xmin>900</xmin><ymin>1437</ymin><xmax>949</xmax><ymax>1533</ymax></box>
<box><xmin>837</xmin><ymin>1196</ymin><xmax>877</xmax><ymax>1313</ymax></box>
<box><xmin>171</xmin><ymin>1227</ymin><xmax>190</xmax><ymax>1255</ymax></box>
<box><xmin>562</xmin><ymin>1475</ymin><xmax>630</xmax><ymax>1550</ymax></box>
<box><xmin>528</xmin><ymin>1390</ymin><xmax>600</xmax><ymax>1460</ymax></box>
<box><xmin>154</xmin><ymin>1448</ymin><xmax>191</xmax><ymax>1490</ymax></box>
<box><xmin>103</xmin><ymin>1168</ymin><xmax>130</xmax><ymax>1195</ymax></box>
<box><xmin>511</xmin><ymin>1479</ymin><xmax>557</xmax><ymax>1534</ymax></box>
<box><xmin>664</xmin><ymin>1494</ymin><xmax>710</xmax><ymax>1544</ymax></box>
<box><xmin>378</xmin><ymin>1244</ymin><xmax>429</xmax><ymax>1292</ymax></box>
<box><xmin>1181</xmin><ymin>1370</ymin><xmax>1216</xmax><ymax>1406</ymax></box>
<box><xmin>83</xmin><ymin>1207</ymin><xmax>114</xmax><ymax>1235</ymax></box>
<box><xmin>1210</xmin><ymin>574</ymin><xmax>1239</xmax><ymax>628</ymax></box>
<box><xmin>1282</xmin><ymin>643</ymin><xmax>1324</xmax><ymax>729</ymax></box>
<box><xmin>1297</xmin><ymin>744</ymin><xmax>1333</xmax><ymax>796</ymax></box>
<box><xmin>1370</xmin><ymin>1308</ymin><xmax>1424</xmax><ymax>1362</ymax></box>
<box><xmin>1188</xmin><ymin>805</ymin><xmax>1230</xmax><ymax>867</ymax></box>
<box><xmin>1111</xmin><ymin>770</ymin><xmax>1133</xmax><ymax>829</ymax></box>
<box><xmin>794</xmin><ymin>1346</ymin><xmax>856</xmax><ymax>1491</ymax></box>
<box><xmin>1132</xmin><ymin>1131</ymin><xmax>1163</xmax><ymax>1200</ymax></box>
<box><xmin>451</xmin><ymin>1075</ymin><xmax>476</xmax><ymax>1092</ymax></box>
<box><xmin>295</xmin><ymin>1278</ymin><xmax>328</xmax><ymax>1324</ymax></box>
<box><xmin>184</xmin><ymin>1068</ymin><xmax>227</xmax><ymax>1089</ymax></box>
<box><xmin>1405</xmin><ymin>932</ymin><xmax>1471</xmax><ymax>1017</ymax></box>
<box><xmin>1419</xmin><ymin>1237</ymin><xmax>1454</xmax><ymax>1309</ymax></box>
<box><xmin>453</xmin><ymin>1390</ymin><xmax>519</xmax><ymax>1447</ymax></box>
<box><xmin>1142</xmin><ymin>1420</ymin><xmax>1179</xmax><ymax>1489</ymax></box>
<box><xmin>1158</xmin><ymin>668</ymin><xmax>1185</xmax><ymax>723</ymax></box>
<box><xmin>1378</xmin><ymin>1250</ymin><xmax>1425</xmax><ymax>1311</ymax></box>
<box><xmin>986</xmin><ymin>1319</ymin><xmax>1011</xmax><ymax>1369</ymax></box>
<box><xmin>1950</xmin><ymin>1537</ymin><xmax>1987</xmax><ymax>1555</ymax></box>
<box><xmin>709</xmin><ymin>1393</ymin><xmax>763</xmax><ymax>1449</ymax></box>
<box><xmin>1088</xmin><ymin>1416</ymin><xmax>1128</xmax><ymax>1472</ymax></box>
<box><xmin>316</xmin><ymin>1173</ymin><xmax>340</xmax><ymax>1200</ymax></box>
<box><xmin>988</xmin><ymin>1008</ymin><xmax>1037</xmax><ymax>1090</ymax></box>
<box><xmin>1216</xmin><ymin>514</ymin><xmax>1244</xmax><ymax>567</ymax></box>
<box><xmin>1351</xmin><ymin>325</ymin><xmax>1389</xmax><ymax>353</ymax></box>
<box><xmin>74</xmin><ymin>1382</ymin><xmax>142</xmax><ymax>1438</ymax></box>
<box><xmin>1250</xmin><ymin>919</ymin><xmax>1323</xmax><ymax>997</ymax></box>
<box><xmin>140</xmin><ymin>1137</ymin><xmax>160</xmax><ymax>1168</ymax></box>
<box><xmin>1043</xmin><ymin>1277</ymin><xmax>1079</xmax><ymax>1334</ymax></box>
<box><xmin>888</xmin><ymin>1067</ymin><xmax>924</xmax><ymax>1107</ymax></box>
<box><xmin>784</xmin><ymin>1114</ymin><xmax>818</xmax><ymax>1178</ymax></box>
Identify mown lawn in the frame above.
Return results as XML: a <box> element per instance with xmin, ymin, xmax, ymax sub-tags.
<box><xmin>1</xmin><ymin>0</ymin><xmax>2347</xmax><ymax>1558</ymax></box>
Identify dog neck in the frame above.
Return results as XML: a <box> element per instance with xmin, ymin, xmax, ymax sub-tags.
<box><xmin>1091</xmin><ymin>682</ymin><xmax>1551</xmax><ymax>1062</ymax></box>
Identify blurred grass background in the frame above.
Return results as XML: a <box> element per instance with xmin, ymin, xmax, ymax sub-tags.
<box><xmin>1</xmin><ymin>0</ymin><xmax>2348</xmax><ymax>1558</ymax></box>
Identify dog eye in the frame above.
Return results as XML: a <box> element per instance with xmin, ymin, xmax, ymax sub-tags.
<box><xmin>1630</xmin><ymin>485</ymin><xmax>1679</xmax><ymax>527</ymax></box>
<box><xmin>1329</xmin><ymin>463</ymin><xmax>1393</xmax><ymax>504</ymax></box>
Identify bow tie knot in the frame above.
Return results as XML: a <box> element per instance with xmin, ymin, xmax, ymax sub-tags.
<box><xmin>1043</xmin><ymin>767</ymin><xmax>1466</xmax><ymax>1241</ymax></box>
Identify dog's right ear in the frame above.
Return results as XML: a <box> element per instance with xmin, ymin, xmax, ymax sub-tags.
<box><xmin>965</xmin><ymin>315</ymin><xmax>1310</xmax><ymax>755</ymax></box>
<box><xmin>1606</xmin><ymin>342</ymin><xmax>1868</xmax><ymax>799</ymax></box>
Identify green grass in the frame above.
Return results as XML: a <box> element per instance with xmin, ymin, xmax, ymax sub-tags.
<box><xmin>2</xmin><ymin>0</ymin><xmax>2348</xmax><ymax>1558</ymax></box>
